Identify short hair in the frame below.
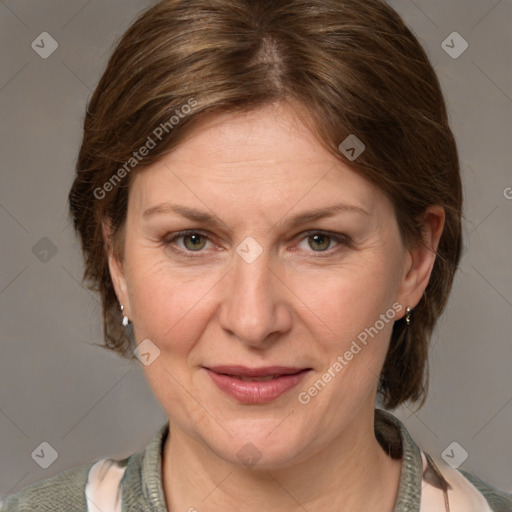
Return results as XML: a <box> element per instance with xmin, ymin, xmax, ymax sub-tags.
<box><xmin>68</xmin><ymin>0</ymin><xmax>462</xmax><ymax>409</ymax></box>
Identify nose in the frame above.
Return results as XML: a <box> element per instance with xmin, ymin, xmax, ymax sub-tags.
<box><xmin>218</xmin><ymin>245</ymin><xmax>292</xmax><ymax>348</ymax></box>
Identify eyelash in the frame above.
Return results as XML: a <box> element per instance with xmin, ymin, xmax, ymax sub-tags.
<box><xmin>163</xmin><ymin>230</ymin><xmax>351</xmax><ymax>258</ymax></box>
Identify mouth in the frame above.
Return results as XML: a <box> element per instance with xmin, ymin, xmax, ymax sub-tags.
<box><xmin>203</xmin><ymin>365</ymin><xmax>312</xmax><ymax>404</ymax></box>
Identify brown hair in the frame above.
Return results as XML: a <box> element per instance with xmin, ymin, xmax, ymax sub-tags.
<box><xmin>68</xmin><ymin>0</ymin><xmax>462</xmax><ymax>409</ymax></box>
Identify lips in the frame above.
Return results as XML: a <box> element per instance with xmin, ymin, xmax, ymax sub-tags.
<box><xmin>204</xmin><ymin>365</ymin><xmax>311</xmax><ymax>404</ymax></box>
<box><xmin>207</xmin><ymin>365</ymin><xmax>307</xmax><ymax>378</ymax></box>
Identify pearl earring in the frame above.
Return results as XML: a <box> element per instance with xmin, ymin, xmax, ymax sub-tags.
<box><xmin>120</xmin><ymin>304</ymin><xmax>129</xmax><ymax>326</ymax></box>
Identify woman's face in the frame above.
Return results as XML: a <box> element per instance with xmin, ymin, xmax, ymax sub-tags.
<box><xmin>109</xmin><ymin>103</ymin><xmax>438</xmax><ymax>468</ymax></box>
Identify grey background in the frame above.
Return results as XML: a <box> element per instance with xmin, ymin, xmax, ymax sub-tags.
<box><xmin>1</xmin><ymin>0</ymin><xmax>511</xmax><ymax>499</ymax></box>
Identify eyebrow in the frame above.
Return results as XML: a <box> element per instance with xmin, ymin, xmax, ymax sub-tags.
<box><xmin>142</xmin><ymin>202</ymin><xmax>369</xmax><ymax>230</ymax></box>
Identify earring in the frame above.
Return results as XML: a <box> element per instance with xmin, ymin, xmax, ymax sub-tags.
<box><xmin>405</xmin><ymin>306</ymin><xmax>412</xmax><ymax>325</ymax></box>
<box><xmin>120</xmin><ymin>304</ymin><xmax>129</xmax><ymax>327</ymax></box>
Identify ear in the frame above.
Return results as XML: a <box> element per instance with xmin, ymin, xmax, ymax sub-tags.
<box><xmin>102</xmin><ymin>220</ymin><xmax>132</xmax><ymax>320</ymax></box>
<box><xmin>395</xmin><ymin>205</ymin><xmax>445</xmax><ymax>317</ymax></box>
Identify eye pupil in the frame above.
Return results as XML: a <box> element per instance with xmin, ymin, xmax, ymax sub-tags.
<box><xmin>308</xmin><ymin>234</ymin><xmax>330</xmax><ymax>251</ymax></box>
<box><xmin>184</xmin><ymin>233</ymin><xmax>206</xmax><ymax>251</ymax></box>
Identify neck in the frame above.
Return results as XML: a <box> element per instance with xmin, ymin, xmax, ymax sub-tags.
<box><xmin>162</xmin><ymin>407</ymin><xmax>401</xmax><ymax>512</ymax></box>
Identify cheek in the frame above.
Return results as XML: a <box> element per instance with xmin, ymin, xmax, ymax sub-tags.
<box><xmin>296</xmin><ymin>258</ymin><xmax>400</xmax><ymax>345</ymax></box>
<box><xmin>292</xmin><ymin>257</ymin><xmax>402</xmax><ymax>406</ymax></box>
<box><xmin>125</xmin><ymin>253</ymin><xmax>216</xmax><ymax>355</ymax></box>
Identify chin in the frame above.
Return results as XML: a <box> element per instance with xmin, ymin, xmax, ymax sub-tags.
<box><xmin>204</xmin><ymin>419</ymin><xmax>311</xmax><ymax>471</ymax></box>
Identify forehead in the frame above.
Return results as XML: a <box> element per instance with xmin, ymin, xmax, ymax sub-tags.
<box><xmin>129</xmin><ymin>103</ymin><xmax>381</xmax><ymax>217</ymax></box>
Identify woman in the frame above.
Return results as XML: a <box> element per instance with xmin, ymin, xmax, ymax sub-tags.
<box><xmin>1</xmin><ymin>0</ymin><xmax>510</xmax><ymax>511</ymax></box>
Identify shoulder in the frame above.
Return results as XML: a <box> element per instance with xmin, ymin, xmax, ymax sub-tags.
<box><xmin>374</xmin><ymin>409</ymin><xmax>511</xmax><ymax>512</ymax></box>
<box><xmin>420</xmin><ymin>451</ymin><xmax>512</xmax><ymax>512</ymax></box>
<box><xmin>0</xmin><ymin>461</ymin><xmax>95</xmax><ymax>511</ymax></box>
<box><xmin>456</xmin><ymin>468</ymin><xmax>512</xmax><ymax>512</ymax></box>
<box><xmin>0</xmin><ymin>421</ymin><xmax>169</xmax><ymax>512</ymax></box>
<box><xmin>0</xmin><ymin>458</ymin><xmax>130</xmax><ymax>512</ymax></box>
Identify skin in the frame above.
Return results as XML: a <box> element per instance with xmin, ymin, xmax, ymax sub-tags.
<box><xmin>106</xmin><ymin>102</ymin><xmax>445</xmax><ymax>512</ymax></box>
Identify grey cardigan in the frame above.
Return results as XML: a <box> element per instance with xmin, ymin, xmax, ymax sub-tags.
<box><xmin>1</xmin><ymin>409</ymin><xmax>511</xmax><ymax>511</ymax></box>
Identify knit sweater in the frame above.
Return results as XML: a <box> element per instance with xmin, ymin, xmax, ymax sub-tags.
<box><xmin>1</xmin><ymin>409</ymin><xmax>510</xmax><ymax>511</ymax></box>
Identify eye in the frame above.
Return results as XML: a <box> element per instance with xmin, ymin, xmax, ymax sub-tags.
<box><xmin>296</xmin><ymin>231</ymin><xmax>349</xmax><ymax>255</ymax></box>
<box><xmin>164</xmin><ymin>231</ymin><xmax>213</xmax><ymax>254</ymax></box>
<box><xmin>306</xmin><ymin>233</ymin><xmax>332</xmax><ymax>251</ymax></box>
<box><xmin>181</xmin><ymin>232</ymin><xmax>208</xmax><ymax>251</ymax></box>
